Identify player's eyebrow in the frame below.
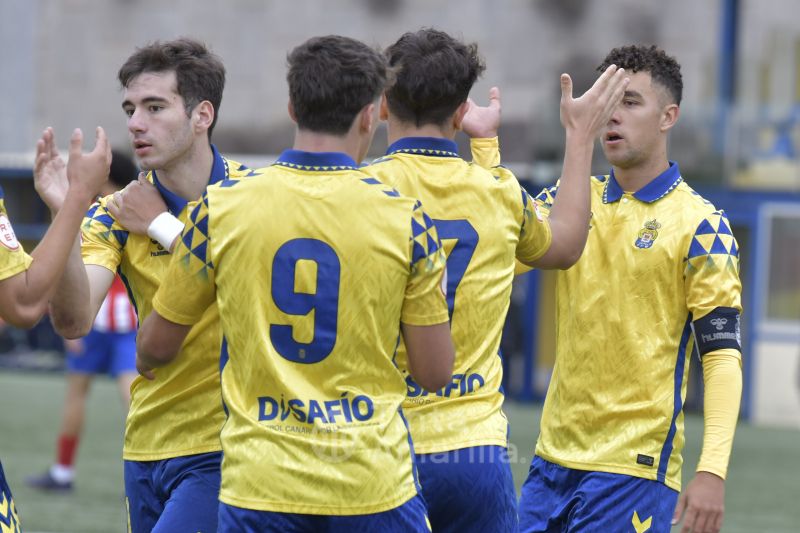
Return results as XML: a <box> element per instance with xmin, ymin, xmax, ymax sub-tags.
<box><xmin>121</xmin><ymin>96</ymin><xmax>170</xmax><ymax>109</ymax></box>
<box><xmin>623</xmin><ymin>90</ymin><xmax>643</xmax><ymax>100</ymax></box>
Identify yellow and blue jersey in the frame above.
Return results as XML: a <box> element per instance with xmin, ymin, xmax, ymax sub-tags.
<box><xmin>80</xmin><ymin>146</ymin><xmax>261</xmax><ymax>461</ymax></box>
<box><xmin>0</xmin><ymin>187</ymin><xmax>32</xmax><ymax>281</ymax></box>
<box><xmin>533</xmin><ymin>162</ymin><xmax>743</xmax><ymax>491</ymax></box>
<box><xmin>151</xmin><ymin>150</ymin><xmax>449</xmax><ymax>515</ymax></box>
<box><xmin>0</xmin><ymin>461</ymin><xmax>21</xmax><ymax>532</ymax></box>
<box><xmin>365</xmin><ymin>137</ymin><xmax>552</xmax><ymax>454</ymax></box>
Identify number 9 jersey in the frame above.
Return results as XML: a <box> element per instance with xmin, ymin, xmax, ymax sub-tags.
<box><xmin>151</xmin><ymin>150</ymin><xmax>449</xmax><ymax>515</ymax></box>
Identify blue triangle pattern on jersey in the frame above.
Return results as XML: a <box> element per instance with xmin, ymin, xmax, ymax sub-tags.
<box><xmin>716</xmin><ymin>217</ymin><xmax>733</xmax><ymax>235</ymax></box>
<box><xmin>192</xmin><ymin>240</ymin><xmax>208</xmax><ymax>264</ymax></box>
<box><xmin>687</xmin><ymin>237</ymin><xmax>708</xmax><ymax>259</ymax></box>
<box><xmin>694</xmin><ymin>219</ymin><xmax>716</xmax><ymax>235</ymax></box>
<box><xmin>709</xmin><ymin>235</ymin><xmax>729</xmax><ymax>255</ymax></box>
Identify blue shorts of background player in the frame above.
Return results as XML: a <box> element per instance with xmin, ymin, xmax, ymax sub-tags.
<box><xmin>125</xmin><ymin>452</ymin><xmax>222</xmax><ymax>533</ymax></box>
<box><xmin>415</xmin><ymin>445</ymin><xmax>517</xmax><ymax>533</ymax></box>
<box><xmin>218</xmin><ymin>493</ymin><xmax>430</xmax><ymax>533</ymax></box>
<box><xmin>518</xmin><ymin>456</ymin><xmax>679</xmax><ymax>533</ymax></box>
<box><xmin>66</xmin><ymin>328</ymin><xmax>137</xmax><ymax>376</ymax></box>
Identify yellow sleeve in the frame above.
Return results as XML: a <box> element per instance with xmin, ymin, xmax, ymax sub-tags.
<box><xmin>469</xmin><ymin>137</ymin><xmax>500</xmax><ymax>169</ymax></box>
<box><xmin>515</xmin><ymin>180</ymin><xmax>552</xmax><ymax>265</ymax></box>
<box><xmin>401</xmin><ymin>200</ymin><xmax>449</xmax><ymax>326</ymax></box>
<box><xmin>696</xmin><ymin>348</ymin><xmax>742</xmax><ymax>479</ymax></box>
<box><xmin>0</xmin><ymin>209</ymin><xmax>32</xmax><ymax>281</ymax></box>
<box><xmin>152</xmin><ymin>193</ymin><xmax>216</xmax><ymax>325</ymax></box>
<box><xmin>684</xmin><ymin>210</ymin><xmax>743</xmax><ymax>356</ymax></box>
<box><xmin>80</xmin><ymin>198</ymin><xmax>126</xmax><ymax>272</ymax></box>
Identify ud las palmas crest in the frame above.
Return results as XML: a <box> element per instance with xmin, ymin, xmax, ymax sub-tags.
<box><xmin>635</xmin><ymin>219</ymin><xmax>661</xmax><ymax>249</ymax></box>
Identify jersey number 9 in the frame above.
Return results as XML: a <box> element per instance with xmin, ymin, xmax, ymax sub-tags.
<box><xmin>270</xmin><ymin>238</ymin><xmax>340</xmax><ymax>364</ymax></box>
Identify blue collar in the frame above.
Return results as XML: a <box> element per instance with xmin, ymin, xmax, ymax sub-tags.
<box><xmin>152</xmin><ymin>144</ymin><xmax>228</xmax><ymax>215</ymax></box>
<box><xmin>603</xmin><ymin>161</ymin><xmax>682</xmax><ymax>204</ymax></box>
<box><xmin>273</xmin><ymin>150</ymin><xmax>358</xmax><ymax>171</ymax></box>
<box><xmin>385</xmin><ymin>137</ymin><xmax>460</xmax><ymax>158</ymax></box>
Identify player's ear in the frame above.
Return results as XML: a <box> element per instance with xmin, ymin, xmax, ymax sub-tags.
<box><xmin>660</xmin><ymin>103</ymin><xmax>679</xmax><ymax>132</ymax></box>
<box><xmin>193</xmin><ymin>101</ymin><xmax>214</xmax><ymax>134</ymax></box>
<box><xmin>452</xmin><ymin>101</ymin><xmax>470</xmax><ymax>131</ymax></box>
<box><xmin>359</xmin><ymin>102</ymin><xmax>376</xmax><ymax>134</ymax></box>
<box><xmin>287</xmin><ymin>100</ymin><xmax>297</xmax><ymax>124</ymax></box>
<box><xmin>379</xmin><ymin>93</ymin><xmax>389</xmax><ymax>121</ymax></box>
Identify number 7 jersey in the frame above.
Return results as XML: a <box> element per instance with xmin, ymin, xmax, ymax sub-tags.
<box><xmin>151</xmin><ymin>150</ymin><xmax>449</xmax><ymax>515</ymax></box>
<box><xmin>365</xmin><ymin>137</ymin><xmax>552</xmax><ymax>453</ymax></box>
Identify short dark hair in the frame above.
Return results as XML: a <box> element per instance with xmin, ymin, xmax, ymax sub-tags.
<box><xmin>118</xmin><ymin>38</ymin><xmax>226</xmax><ymax>137</ymax></box>
<box><xmin>384</xmin><ymin>29</ymin><xmax>485</xmax><ymax>127</ymax></box>
<box><xmin>109</xmin><ymin>150</ymin><xmax>138</xmax><ymax>189</ymax></box>
<box><xmin>598</xmin><ymin>45</ymin><xmax>683</xmax><ymax>105</ymax></box>
<box><xmin>287</xmin><ymin>35</ymin><xmax>388</xmax><ymax>135</ymax></box>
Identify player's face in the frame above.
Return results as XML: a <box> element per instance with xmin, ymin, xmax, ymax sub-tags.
<box><xmin>600</xmin><ymin>71</ymin><xmax>671</xmax><ymax>170</ymax></box>
<box><xmin>122</xmin><ymin>71</ymin><xmax>195</xmax><ymax>171</ymax></box>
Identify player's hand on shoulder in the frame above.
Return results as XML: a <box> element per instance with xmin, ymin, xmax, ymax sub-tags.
<box><xmin>672</xmin><ymin>471</ymin><xmax>725</xmax><ymax>533</ymax></box>
<box><xmin>66</xmin><ymin>127</ymin><xmax>111</xmax><ymax>204</ymax></box>
<box><xmin>107</xmin><ymin>174</ymin><xmax>168</xmax><ymax>235</ymax></box>
<box><xmin>461</xmin><ymin>86</ymin><xmax>501</xmax><ymax>139</ymax></box>
<box><xmin>33</xmin><ymin>127</ymin><xmax>69</xmax><ymax>212</ymax></box>
<box><xmin>559</xmin><ymin>64</ymin><xmax>629</xmax><ymax>140</ymax></box>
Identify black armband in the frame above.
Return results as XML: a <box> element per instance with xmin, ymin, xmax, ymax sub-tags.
<box><xmin>692</xmin><ymin>307</ymin><xmax>742</xmax><ymax>356</ymax></box>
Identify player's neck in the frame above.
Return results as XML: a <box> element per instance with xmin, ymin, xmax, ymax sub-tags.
<box><xmin>612</xmin><ymin>153</ymin><xmax>670</xmax><ymax>194</ymax></box>
<box><xmin>386</xmin><ymin>117</ymin><xmax>455</xmax><ymax>145</ymax></box>
<box><xmin>155</xmin><ymin>142</ymin><xmax>215</xmax><ymax>201</ymax></box>
<box><xmin>292</xmin><ymin>129</ymin><xmax>361</xmax><ymax>163</ymax></box>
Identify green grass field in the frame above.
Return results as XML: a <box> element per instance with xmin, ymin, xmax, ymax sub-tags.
<box><xmin>1</xmin><ymin>370</ymin><xmax>798</xmax><ymax>532</ymax></box>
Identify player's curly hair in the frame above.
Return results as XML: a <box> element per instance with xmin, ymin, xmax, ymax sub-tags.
<box><xmin>598</xmin><ymin>45</ymin><xmax>683</xmax><ymax>106</ymax></box>
<box><xmin>287</xmin><ymin>35</ymin><xmax>388</xmax><ymax>136</ymax></box>
<box><xmin>385</xmin><ymin>28</ymin><xmax>486</xmax><ymax>127</ymax></box>
<box><xmin>118</xmin><ymin>38</ymin><xmax>226</xmax><ymax>138</ymax></box>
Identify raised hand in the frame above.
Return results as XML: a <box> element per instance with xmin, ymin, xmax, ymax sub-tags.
<box><xmin>107</xmin><ymin>174</ymin><xmax>168</xmax><ymax>235</ymax></box>
<box><xmin>33</xmin><ymin>127</ymin><xmax>68</xmax><ymax>212</ymax></box>
<box><xmin>461</xmin><ymin>86</ymin><xmax>502</xmax><ymax>139</ymax></box>
<box><xmin>66</xmin><ymin>127</ymin><xmax>111</xmax><ymax>204</ymax></box>
<box><xmin>560</xmin><ymin>65</ymin><xmax>628</xmax><ymax>139</ymax></box>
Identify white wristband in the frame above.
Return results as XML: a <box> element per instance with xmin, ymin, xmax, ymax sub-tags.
<box><xmin>146</xmin><ymin>212</ymin><xmax>185</xmax><ymax>251</ymax></box>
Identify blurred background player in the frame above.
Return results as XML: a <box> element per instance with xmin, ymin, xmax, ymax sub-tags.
<box><xmin>42</xmin><ymin>38</ymin><xmax>260</xmax><ymax>532</ymax></box>
<box><xmin>492</xmin><ymin>45</ymin><xmax>743</xmax><ymax>533</ymax></box>
<box><xmin>27</xmin><ymin>149</ymin><xmax>139</xmax><ymax>492</ymax></box>
<box><xmin>363</xmin><ymin>28</ymin><xmax>627</xmax><ymax>532</ymax></box>
<box><xmin>136</xmin><ymin>35</ymin><xmax>455</xmax><ymax>532</ymax></box>
<box><xmin>0</xmin><ymin>127</ymin><xmax>111</xmax><ymax>533</ymax></box>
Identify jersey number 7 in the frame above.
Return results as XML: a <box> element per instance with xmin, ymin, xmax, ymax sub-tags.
<box><xmin>433</xmin><ymin>219</ymin><xmax>478</xmax><ymax>320</ymax></box>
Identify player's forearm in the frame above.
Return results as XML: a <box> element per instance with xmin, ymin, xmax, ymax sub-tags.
<box><xmin>137</xmin><ymin>311</ymin><xmax>191</xmax><ymax>369</ymax></box>
<box><xmin>697</xmin><ymin>350</ymin><xmax>742</xmax><ymax>479</ymax></box>
<box><xmin>49</xmin><ymin>237</ymin><xmax>93</xmax><ymax>338</ymax></box>
<box><xmin>20</xmin><ymin>191</ymin><xmax>92</xmax><ymax>323</ymax></box>
<box><xmin>539</xmin><ymin>132</ymin><xmax>594</xmax><ymax>268</ymax></box>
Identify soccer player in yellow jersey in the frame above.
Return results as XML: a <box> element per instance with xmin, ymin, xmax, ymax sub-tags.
<box><xmin>0</xmin><ymin>128</ymin><xmax>110</xmax><ymax>533</ymax></box>
<box><xmin>359</xmin><ymin>29</ymin><xmax>629</xmax><ymax>533</ymax></box>
<box><xmin>135</xmin><ymin>35</ymin><xmax>455</xmax><ymax>532</ymax></box>
<box><xmin>503</xmin><ymin>46</ymin><xmax>743</xmax><ymax>533</ymax></box>
<box><xmin>44</xmin><ymin>39</ymin><xmax>258</xmax><ymax>532</ymax></box>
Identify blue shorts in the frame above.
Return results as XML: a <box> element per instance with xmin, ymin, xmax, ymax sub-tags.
<box><xmin>124</xmin><ymin>452</ymin><xmax>221</xmax><ymax>533</ymax></box>
<box><xmin>66</xmin><ymin>328</ymin><xmax>137</xmax><ymax>377</ymax></box>
<box><xmin>218</xmin><ymin>493</ymin><xmax>430</xmax><ymax>533</ymax></box>
<box><xmin>416</xmin><ymin>445</ymin><xmax>517</xmax><ymax>533</ymax></box>
<box><xmin>0</xmin><ymin>461</ymin><xmax>21</xmax><ymax>530</ymax></box>
<box><xmin>518</xmin><ymin>456</ymin><xmax>679</xmax><ymax>533</ymax></box>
